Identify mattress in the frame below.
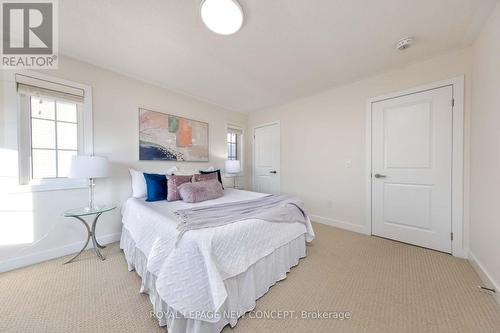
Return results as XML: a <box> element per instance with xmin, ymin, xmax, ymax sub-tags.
<box><xmin>120</xmin><ymin>188</ymin><xmax>315</xmax><ymax>323</ymax></box>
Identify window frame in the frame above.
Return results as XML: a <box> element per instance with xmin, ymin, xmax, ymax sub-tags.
<box><xmin>226</xmin><ymin>122</ymin><xmax>244</xmax><ymax>172</ymax></box>
<box><xmin>16</xmin><ymin>71</ymin><xmax>93</xmax><ymax>192</ymax></box>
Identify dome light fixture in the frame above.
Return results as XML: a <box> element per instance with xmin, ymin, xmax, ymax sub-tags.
<box><xmin>201</xmin><ymin>0</ymin><xmax>244</xmax><ymax>35</ymax></box>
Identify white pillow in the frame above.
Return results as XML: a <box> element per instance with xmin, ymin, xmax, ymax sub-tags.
<box><xmin>174</xmin><ymin>166</ymin><xmax>214</xmax><ymax>176</ymax></box>
<box><xmin>173</xmin><ymin>166</ymin><xmax>200</xmax><ymax>176</ymax></box>
<box><xmin>129</xmin><ymin>168</ymin><xmax>147</xmax><ymax>198</ymax></box>
<box><xmin>166</xmin><ymin>166</ymin><xmax>178</xmax><ymax>175</ymax></box>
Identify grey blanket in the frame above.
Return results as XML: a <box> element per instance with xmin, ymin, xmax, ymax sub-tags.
<box><xmin>174</xmin><ymin>195</ymin><xmax>308</xmax><ymax>241</ymax></box>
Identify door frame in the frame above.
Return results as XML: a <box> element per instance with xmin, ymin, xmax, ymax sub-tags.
<box><xmin>252</xmin><ymin>121</ymin><xmax>281</xmax><ymax>193</ymax></box>
<box><xmin>365</xmin><ymin>76</ymin><xmax>465</xmax><ymax>258</ymax></box>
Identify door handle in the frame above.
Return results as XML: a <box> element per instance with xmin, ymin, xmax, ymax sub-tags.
<box><xmin>270</xmin><ymin>170</ymin><xmax>277</xmax><ymax>174</ymax></box>
<box><xmin>374</xmin><ymin>174</ymin><xmax>387</xmax><ymax>178</ymax></box>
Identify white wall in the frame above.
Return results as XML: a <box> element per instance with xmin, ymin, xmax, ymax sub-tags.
<box><xmin>1</xmin><ymin>33</ymin><xmax>496</xmax><ymax>294</ymax></box>
<box><xmin>469</xmin><ymin>2</ymin><xmax>500</xmax><ymax>301</ymax></box>
<box><xmin>248</xmin><ymin>49</ymin><xmax>472</xmax><ymax>240</ymax></box>
<box><xmin>0</xmin><ymin>56</ymin><xmax>247</xmax><ymax>271</ymax></box>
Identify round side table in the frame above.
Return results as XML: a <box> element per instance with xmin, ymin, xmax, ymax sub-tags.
<box><xmin>62</xmin><ymin>205</ymin><xmax>116</xmax><ymax>264</ymax></box>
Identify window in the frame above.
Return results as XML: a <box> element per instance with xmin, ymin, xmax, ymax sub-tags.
<box><xmin>30</xmin><ymin>97</ymin><xmax>79</xmax><ymax>179</ymax></box>
<box><xmin>227</xmin><ymin>132</ymin><xmax>238</xmax><ymax>160</ymax></box>
<box><xmin>226</xmin><ymin>124</ymin><xmax>243</xmax><ymax>161</ymax></box>
<box><xmin>16</xmin><ymin>72</ymin><xmax>93</xmax><ymax>190</ymax></box>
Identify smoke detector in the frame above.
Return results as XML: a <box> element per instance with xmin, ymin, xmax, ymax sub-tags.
<box><xmin>395</xmin><ymin>37</ymin><xmax>413</xmax><ymax>50</ymax></box>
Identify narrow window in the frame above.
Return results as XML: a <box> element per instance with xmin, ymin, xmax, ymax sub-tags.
<box><xmin>226</xmin><ymin>125</ymin><xmax>243</xmax><ymax>162</ymax></box>
<box><xmin>227</xmin><ymin>131</ymin><xmax>238</xmax><ymax>160</ymax></box>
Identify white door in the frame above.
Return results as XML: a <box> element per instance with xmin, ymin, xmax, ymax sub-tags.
<box><xmin>253</xmin><ymin>123</ymin><xmax>280</xmax><ymax>194</ymax></box>
<box><xmin>371</xmin><ymin>86</ymin><xmax>453</xmax><ymax>253</ymax></box>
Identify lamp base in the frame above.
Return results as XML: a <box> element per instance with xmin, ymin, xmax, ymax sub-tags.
<box><xmin>87</xmin><ymin>178</ymin><xmax>95</xmax><ymax>211</ymax></box>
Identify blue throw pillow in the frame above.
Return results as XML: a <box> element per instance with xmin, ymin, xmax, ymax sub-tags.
<box><xmin>143</xmin><ymin>173</ymin><xmax>168</xmax><ymax>202</ymax></box>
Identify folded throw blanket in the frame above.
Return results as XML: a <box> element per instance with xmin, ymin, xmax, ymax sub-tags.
<box><xmin>174</xmin><ymin>194</ymin><xmax>308</xmax><ymax>242</ymax></box>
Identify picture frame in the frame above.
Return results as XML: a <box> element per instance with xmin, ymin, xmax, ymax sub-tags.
<box><xmin>138</xmin><ymin>108</ymin><xmax>209</xmax><ymax>162</ymax></box>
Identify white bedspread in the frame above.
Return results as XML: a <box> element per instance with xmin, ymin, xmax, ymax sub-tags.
<box><xmin>121</xmin><ymin>189</ymin><xmax>314</xmax><ymax>322</ymax></box>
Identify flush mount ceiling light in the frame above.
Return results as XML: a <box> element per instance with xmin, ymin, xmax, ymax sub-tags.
<box><xmin>201</xmin><ymin>0</ymin><xmax>244</xmax><ymax>35</ymax></box>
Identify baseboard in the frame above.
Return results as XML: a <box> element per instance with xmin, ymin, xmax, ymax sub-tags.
<box><xmin>0</xmin><ymin>232</ymin><xmax>121</xmax><ymax>273</ymax></box>
<box><xmin>452</xmin><ymin>247</ymin><xmax>468</xmax><ymax>259</ymax></box>
<box><xmin>310</xmin><ymin>214</ymin><xmax>370</xmax><ymax>235</ymax></box>
<box><xmin>467</xmin><ymin>249</ymin><xmax>500</xmax><ymax>305</ymax></box>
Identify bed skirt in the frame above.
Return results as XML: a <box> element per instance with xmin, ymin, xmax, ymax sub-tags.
<box><xmin>120</xmin><ymin>227</ymin><xmax>306</xmax><ymax>333</ymax></box>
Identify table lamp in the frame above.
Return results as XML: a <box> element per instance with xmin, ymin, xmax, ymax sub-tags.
<box><xmin>68</xmin><ymin>155</ymin><xmax>110</xmax><ymax>211</ymax></box>
<box><xmin>225</xmin><ymin>160</ymin><xmax>241</xmax><ymax>188</ymax></box>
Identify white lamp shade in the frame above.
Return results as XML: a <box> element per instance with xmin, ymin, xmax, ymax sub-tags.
<box><xmin>225</xmin><ymin>160</ymin><xmax>241</xmax><ymax>174</ymax></box>
<box><xmin>68</xmin><ymin>156</ymin><xmax>110</xmax><ymax>179</ymax></box>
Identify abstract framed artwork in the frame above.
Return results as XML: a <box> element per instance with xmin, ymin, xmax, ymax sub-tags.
<box><xmin>139</xmin><ymin>108</ymin><xmax>209</xmax><ymax>161</ymax></box>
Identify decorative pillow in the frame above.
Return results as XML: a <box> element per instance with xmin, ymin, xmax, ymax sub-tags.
<box><xmin>178</xmin><ymin>179</ymin><xmax>224</xmax><ymax>203</ymax></box>
<box><xmin>192</xmin><ymin>172</ymin><xmax>217</xmax><ymax>182</ymax></box>
<box><xmin>199</xmin><ymin>169</ymin><xmax>224</xmax><ymax>189</ymax></box>
<box><xmin>174</xmin><ymin>169</ymin><xmax>197</xmax><ymax>176</ymax></box>
<box><xmin>129</xmin><ymin>169</ymin><xmax>147</xmax><ymax>198</ymax></box>
<box><xmin>167</xmin><ymin>175</ymin><xmax>193</xmax><ymax>201</ymax></box>
<box><xmin>166</xmin><ymin>166</ymin><xmax>178</xmax><ymax>176</ymax></box>
<box><xmin>143</xmin><ymin>173</ymin><xmax>168</xmax><ymax>202</ymax></box>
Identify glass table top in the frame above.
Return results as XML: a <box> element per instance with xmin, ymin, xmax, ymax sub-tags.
<box><xmin>63</xmin><ymin>205</ymin><xmax>116</xmax><ymax>217</ymax></box>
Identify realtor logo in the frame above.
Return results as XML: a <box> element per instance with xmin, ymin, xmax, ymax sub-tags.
<box><xmin>1</xmin><ymin>0</ymin><xmax>58</xmax><ymax>68</ymax></box>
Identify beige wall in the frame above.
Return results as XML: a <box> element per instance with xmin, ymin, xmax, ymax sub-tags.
<box><xmin>0</xmin><ymin>56</ymin><xmax>247</xmax><ymax>271</ymax></box>
<box><xmin>470</xmin><ymin>2</ymin><xmax>500</xmax><ymax>295</ymax></box>
<box><xmin>248</xmin><ymin>49</ymin><xmax>472</xmax><ymax>239</ymax></box>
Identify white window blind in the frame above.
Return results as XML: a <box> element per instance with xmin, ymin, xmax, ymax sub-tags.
<box><xmin>227</xmin><ymin>126</ymin><xmax>243</xmax><ymax>135</ymax></box>
<box><xmin>16</xmin><ymin>74</ymin><xmax>85</xmax><ymax>104</ymax></box>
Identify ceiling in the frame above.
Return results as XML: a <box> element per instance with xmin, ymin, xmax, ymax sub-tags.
<box><xmin>59</xmin><ymin>0</ymin><xmax>497</xmax><ymax>113</ymax></box>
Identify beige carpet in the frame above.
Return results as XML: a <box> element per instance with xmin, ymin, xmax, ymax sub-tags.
<box><xmin>1</xmin><ymin>223</ymin><xmax>499</xmax><ymax>333</ymax></box>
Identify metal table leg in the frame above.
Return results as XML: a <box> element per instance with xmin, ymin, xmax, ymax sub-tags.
<box><xmin>64</xmin><ymin>216</ymin><xmax>91</xmax><ymax>264</ymax></box>
<box><xmin>91</xmin><ymin>213</ymin><xmax>105</xmax><ymax>260</ymax></box>
<box><xmin>91</xmin><ymin>213</ymin><xmax>106</xmax><ymax>249</ymax></box>
<box><xmin>64</xmin><ymin>213</ymin><xmax>106</xmax><ymax>264</ymax></box>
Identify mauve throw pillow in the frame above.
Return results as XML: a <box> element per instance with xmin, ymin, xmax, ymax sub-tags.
<box><xmin>167</xmin><ymin>175</ymin><xmax>193</xmax><ymax>201</ymax></box>
<box><xmin>167</xmin><ymin>175</ymin><xmax>192</xmax><ymax>201</ymax></box>
<box><xmin>178</xmin><ymin>179</ymin><xmax>224</xmax><ymax>203</ymax></box>
<box><xmin>192</xmin><ymin>173</ymin><xmax>217</xmax><ymax>182</ymax></box>
<box><xmin>199</xmin><ymin>169</ymin><xmax>224</xmax><ymax>189</ymax></box>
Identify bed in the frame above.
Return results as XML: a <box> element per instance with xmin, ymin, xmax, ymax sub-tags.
<box><xmin>120</xmin><ymin>188</ymin><xmax>315</xmax><ymax>333</ymax></box>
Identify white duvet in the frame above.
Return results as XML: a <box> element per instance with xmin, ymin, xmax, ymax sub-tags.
<box><xmin>121</xmin><ymin>189</ymin><xmax>314</xmax><ymax>322</ymax></box>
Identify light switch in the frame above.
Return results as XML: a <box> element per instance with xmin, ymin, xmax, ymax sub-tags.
<box><xmin>345</xmin><ymin>159</ymin><xmax>352</xmax><ymax>168</ymax></box>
